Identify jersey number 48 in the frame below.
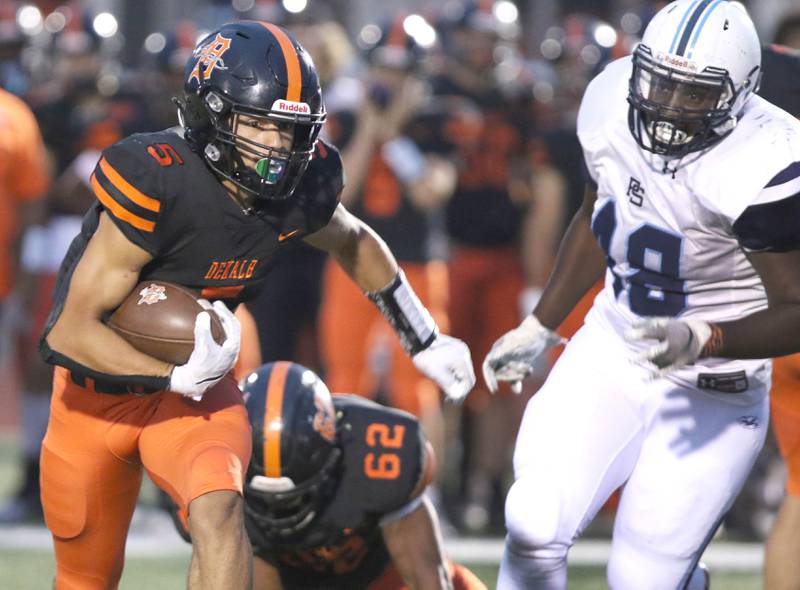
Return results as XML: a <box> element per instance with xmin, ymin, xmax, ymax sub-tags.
<box><xmin>592</xmin><ymin>200</ymin><xmax>687</xmax><ymax>316</ymax></box>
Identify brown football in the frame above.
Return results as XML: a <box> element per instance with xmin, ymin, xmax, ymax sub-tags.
<box><xmin>106</xmin><ymin>281</ymin><xmax>224</xmax><ymax>365</ymax></box>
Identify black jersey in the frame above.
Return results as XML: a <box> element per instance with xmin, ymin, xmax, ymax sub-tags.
<box><xmin>431</xmin><ymin>75</ymin><xmax>537</xmax><ymax>247</ymax></box>
<box><xmin>760</xmin><ymin>44</ymin><xmax>800</xmax><ymax>119</ymax></box>
<box><xmin>326</xmin><ymin>110</ymin><xmax>433</xmax><ymax>264</ymax></box>
<box><xmin>247</xmin><ymin>396</ymin><xmax>427</xmax><ymax>590</ymax></box>
<box><xmin>40</xmin><ymin>128</ymin><xmax>342</xmax><ymax>380</ymax></box>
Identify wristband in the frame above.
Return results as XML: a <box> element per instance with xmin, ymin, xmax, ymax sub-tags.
<box><xmin>368</xmin><ymin>270</ymin><xmax>438</xmax><ymax>355</ymax></box>
<box><xmin>700</xmin><ymin>323</ymin><xmax>724</xmax><ymax>358</ymax></box>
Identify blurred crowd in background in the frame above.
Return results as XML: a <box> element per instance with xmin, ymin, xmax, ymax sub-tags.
<box><xmin>2</xmin><ymin>0</ymin><xmax>800</xmax><ymax>541</ymax></box>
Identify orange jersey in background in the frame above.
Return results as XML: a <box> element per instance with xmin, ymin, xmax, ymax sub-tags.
<box><xmin>0</xmin><ymin>89</ymin><xmax>50</xmax><ymax>299</ymax></box>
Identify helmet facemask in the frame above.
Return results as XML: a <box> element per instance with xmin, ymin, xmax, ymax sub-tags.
<box><xmin>198</xmin><ymin>90</ymin><xmax>324</xmax><ymax>208</ymax></box>
<box><xmin>244</xmin><ymin>447</ymin><xmax>341</xmax><ymax>538</ymax></box>
<box><xmin>628</xmin><ymin>45</ymin><xmax>738</xmax><ymax>158</ymax></box>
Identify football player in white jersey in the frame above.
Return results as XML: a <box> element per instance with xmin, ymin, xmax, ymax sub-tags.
<box><xmin>483</xmin><ymin>1</ymin><xmax>800</xmax><ymax>588</ymax></box>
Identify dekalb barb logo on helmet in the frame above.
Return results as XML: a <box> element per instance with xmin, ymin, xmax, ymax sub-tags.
<box><xmin>242</xmin><ymin>362</ymin><xmax>343</xmax><ymax>537</ymax></box>
<box><xmin>627</xmin><ymin>0</ymin><xmax>761</xmax><ymax>161</ymax></box>
<box><xmin>176</xmin><ymin>20</ymin><xmax>326</xmax><ymax>209</ymax></box>
<box><xmin>188</xmin><ymin>33</ymin><xmax>232</xmax><ymax>84</ymax></box>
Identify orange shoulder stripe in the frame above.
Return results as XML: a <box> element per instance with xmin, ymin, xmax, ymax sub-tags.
<box><xmin>259</xmin><ymin>22</ymin><xmax>302</xmax><ymax>102</ymax></box>
<box><xmin>264</xmin><ymin>361</ymin><xmax>291</xmax><ymax>477</ymax></box>
<box><xmin>98</xmin><ymin>157</ymin><xmax>161</xmax><ymax>213</ymax></box>
<box><xmin>91</xmin><ymin>173</ymin><xmax>155</xmax><ymax>232</ymax></box>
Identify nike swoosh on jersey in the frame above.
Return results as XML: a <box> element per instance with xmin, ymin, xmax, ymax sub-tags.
<box><xmin>278</xmin><ymin>230</ymin><xmax>299</xmax><ymax>241</ymax></box>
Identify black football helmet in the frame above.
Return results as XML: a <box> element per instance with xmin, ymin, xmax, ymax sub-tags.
<box><xmin>177</xmin><ymin>21</ymin><xmax>326</xmax><ymax>207</ymax></box>
<box><xmin>242</xmin><ymin>362</ymin><xmax>341</xmax><ymax>538</ymax></box>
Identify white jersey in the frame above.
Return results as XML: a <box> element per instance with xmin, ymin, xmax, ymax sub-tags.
<box><xmin>577</xmin><ymin>56</ymin><xmax>800</xmax><ymax>398</ymax></box>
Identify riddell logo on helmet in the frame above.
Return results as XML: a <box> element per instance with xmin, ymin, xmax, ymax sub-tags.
<box><xmin>272</xmin><ymin>100</ymin><xmax>311</xmax><ymax>114</ymax></box>
<box><xmin>655</xmin><ymin>52</ymin><xmax>698</xmax><ymax>72</ymax></box>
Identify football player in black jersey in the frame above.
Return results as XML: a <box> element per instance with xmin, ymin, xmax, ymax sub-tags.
<box><xmin>38</xmin><ymin>21</ymin><xmax>475</xmax><ymax>589</ymax></box>
<box><xmin>172</xmin><ymin>362</ymin><xmax>487</xmax><ymax>590</ymax></box>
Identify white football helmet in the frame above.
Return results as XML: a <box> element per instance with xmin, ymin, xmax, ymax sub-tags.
<box><xmin>628</xmin><ymin>0</ymin><xmax>761</xmax><ymax>158</ymax></box>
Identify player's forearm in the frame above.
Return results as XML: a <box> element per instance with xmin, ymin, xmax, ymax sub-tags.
<box><xmin>534</xmin><ymin>201</ymin><xmax>606</xmax><ymax>331</ymax></box>
<box><xmin>330</xmin><ymin>220</ymin><xmax>399</xmax><ymax>293</ymax></box>
<box><xmin>383</xmin><ymin>499</ymin><xmax>454</xmax><ymax>590</ymax></box>
<box><xmin>46</xmin><ymin>316</ymin><xmax>173</xmax><ymax>378</ymax></box>
<box><xmin>705</xmin><ymin>303</ymin><xmax>800</xmax><ymax>360</ymax></box>
<box><xmin>521</xmin><ymin>170</ymin><xmax>565</xmax><ymax>288</ymax></box>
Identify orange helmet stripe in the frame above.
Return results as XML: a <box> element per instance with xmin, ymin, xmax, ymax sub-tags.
<box><xmin>259</xmin><ymin>22</ymin><xmax>302</xmax><ymax>102</ymax></box>
<box><xmin>264</xmin><ymin>361</ymin><xmax>290</xmax><ymax>477</ymax></box>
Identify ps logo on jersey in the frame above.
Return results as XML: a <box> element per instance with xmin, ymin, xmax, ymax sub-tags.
<box><xmin>137</xmin><ymin>283</ymin><xmax>168</xmax><ymax>306</ymax></box>
<box><xmin>627</xmin><ymin>177</ymin><xmax>646</xmax><ymax>207</ymax></box>
<box><xmin>188</xmin><ymin>33</ymin><xmax>232</xmax><ymax>84</ymax></box>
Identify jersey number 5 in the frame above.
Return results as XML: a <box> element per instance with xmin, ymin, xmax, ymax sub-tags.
<box><xmin>364</xmin><ymin>423</ymin><xmax>406</xmax><ymax>480</ymax></box>
<box><xmin>147</xmin><ymin>143</ymin><xmax>184</xmax><ymax>167</ymax></box>
<box><xmin>591</xmin><ymin>200</ymin><xmax>687</xmax><ymax>316</ymax></box>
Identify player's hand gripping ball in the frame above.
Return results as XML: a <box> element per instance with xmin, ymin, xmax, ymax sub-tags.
<box><xmin>106</xmin><ymin>281</ymin><xmax>225</xmax><ymax>365</ymax></box>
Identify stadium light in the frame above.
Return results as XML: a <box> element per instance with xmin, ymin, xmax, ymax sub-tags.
<box><xmin>17</xmin><ymin>5</ymin><xmax>43</xmax><ymax>35</ymax></box>
<box><xmin>593</xmin><ymin>23</ymin><xmax>618</xmax><ymax>48</ymax></box>
<box><xmin>403</xmin><ymin>14</ymin><xmax>437</xmax><ymax>49</ymax></box>
<box><xmin>93</xmin><ymin>12</ymin><xmax>118</xmax><ymax>38</ymax></box>
<box><xmin>282</xmin><ymin>0</ymin><xmax>308</xmax><ymax>14</ymax></box>
<box><xmin>44</xmin><ymin>11</ymin><xmax>66</xmax><ymax>33</ymax></box>
<box><xmin>493</xmin><ymin>1</ymin><xmax>518</xmax><ymax>25</ymax></box>
<box><xmin>144</xmin><ymin>32</ymin><xmax>167</xmax><ymax>54</ymax></box>
<box><xmin>232</xmin><ymin>0</ymin><xmax>256</xmax><ymax>11</ymax></box>
<box><xmin>357</xmin><ymin>24</ymin><xmax>381</xmax><ymax>49</ymax></box>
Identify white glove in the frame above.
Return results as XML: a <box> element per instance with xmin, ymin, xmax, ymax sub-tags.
<box><xmin>625</xmin><ymin>317</ymin><xmax>712</xmax><ymax>377</ymax></box>
<box><xmin>169</xmin><ymin>300</ymin><xmax>241</xmax><ymax>400</ymax></box>
<box><xmin>412</xmin><ymin>334</ymin><xmax>476</xmax><ymax>403</ymax></box>
<box><xmin>482</xmin><ymin>315</ymin><xmax>566</xmax><ymax>394</ymax></box>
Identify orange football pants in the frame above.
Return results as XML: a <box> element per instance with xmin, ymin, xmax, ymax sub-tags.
<box><xmin>447</xmin><ymin>245</ymin><xmax>523</xmax><ymax>408</ymax></box>
<box><xmin>319</xmin><ymin>260</ymin><xmax>448</xmax><ymax>417</ymax></box>
<box><xmin>771</xmin><ymin>353</ymin><xmax>800</xmax><ymax>496</ymax></box>
<box><xmin>41</xmin><ymin>367</ymin><xmax>251</xmax><ymax>589</ymax></box>
<box><xmin>368</xmin><ymin>561</ymin><xmax>487</xmax><ymax>590</ymax></box>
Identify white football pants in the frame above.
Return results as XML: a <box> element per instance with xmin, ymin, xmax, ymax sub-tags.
<box><xmin>499</xmin><ymin>319</ymin><xmax>768</xmax><ymax>589</ymax></box>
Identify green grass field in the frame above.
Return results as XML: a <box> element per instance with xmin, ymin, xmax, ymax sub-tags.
<box><xmin>0</xmin><ymin>431</ymin><xmax>766</xmax><ymax>589</ymax></box>
<box><xmin>0</xmin><ymin>549</ymin><xmax>765</xmax><ymax>589</ymax></box>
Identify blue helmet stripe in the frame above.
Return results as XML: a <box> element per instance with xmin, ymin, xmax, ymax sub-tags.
<box><xmin>687</xmin><ymin>0</ymin><xmax>725</xmax><ymax>58</ymax></box>
<box><xmin>669</xmin><ymin>0</ymin><xmax>703</xmax><ymax>54</ymax></box>
<box><xmin>675</xmin><ymin>0</ymin><xmax>717</xmax><ymax>56</ymax></box>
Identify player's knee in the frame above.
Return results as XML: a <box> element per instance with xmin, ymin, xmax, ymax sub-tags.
<box><xmin>188</xmin><ymin>490</ymin><xmax>244</xmax><ymax>543</ymax></box>
<box><xmin>186</xmin><ymin>444</ymin><xmax>246</xmax><ymax>501</ymax></box>
<box><xmin>607</xmin><ymin>534</ymin><xmax>690</xmax><ymax>590</ymax></box>
<box><xmin>504</xmin><ymin>477</ymin><xmax>563</xmax><ymax>552</ymax></box>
